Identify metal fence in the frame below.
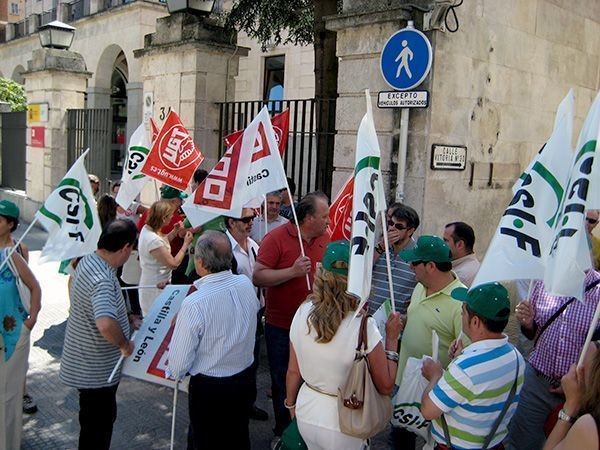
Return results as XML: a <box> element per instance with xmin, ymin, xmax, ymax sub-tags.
<box><xmin>216</xmin><ymin>98</ymin><xmax>336</xmax><ymax>199</ymax></box>
<box><xmin>0</xmin><ymin>112</ymin><xmax>27</xmax><ymax>191</ymax></box>
<box><xmin>67</xmin><ymin>109</ymin><xmax>112</xmax><ymax>194</ymax></box>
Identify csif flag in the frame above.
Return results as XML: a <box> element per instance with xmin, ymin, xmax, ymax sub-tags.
<box><xmin>347</xmin><ymin>91</ymin><xmax>387</xmax><ymax>310</ymax></box>
<box><xmin>472</xmin><ymin>90</ymin><xmax>574</xmax><ymax>289</ymax></box>
<box><xmin>327</xmin><ymin>175</ymin><xmax>354</xmax><ymax>241</ymax></box>
<box><xmin>115</xmin><ymin>123</ymin><xmax>151</xmax><ymax>209</ymax></box>
<box><xmin>36</xmin><ymin>149</ymin><xmax>102</xmax><ymax>263</ymax></box>
<box><xmin>141</xmin><ymin>111</ymin><xmax>204</xmax><ymax>191</ymax></box>
<box><xmin>544</xmin><ymin>90</ymin><xmax>600</xmax><ymax>300</ymax></box>
<box><xmin>182</xmin><ymin>107</ymin><xmax>288</xmax><ymax>227</ymax></box>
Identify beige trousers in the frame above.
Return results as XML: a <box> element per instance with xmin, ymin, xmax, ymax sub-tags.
<box><xmin>0</xmin><ymin>325</ymin><xmax>30</xmax><ymax>450</ymax></box>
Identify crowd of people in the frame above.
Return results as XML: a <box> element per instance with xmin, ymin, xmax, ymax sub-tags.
<box><xmin>1</xmin><ymin>168</ymin><xmax>600</xmax><ymax>450</ymax></box>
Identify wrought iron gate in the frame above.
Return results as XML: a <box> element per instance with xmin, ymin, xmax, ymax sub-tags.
<box><xmin>0</xmin><ymin>111</ymin><xmax>27</xmax><ymax>190</ymax></box>
<box><xmin>217</xmin><ymin>98</ymin><xmax>336</xmax><ymax>198</ymax></box>
<box><xmin>67</xmin><ymin>108</ymin><xmax>112</xmax><ymax>194</ymax></box>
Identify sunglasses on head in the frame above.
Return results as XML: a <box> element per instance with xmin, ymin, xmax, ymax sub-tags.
<box><xmin>236</xmin><ymin>215</ymin><xmax>256</xmax><ymax>224</ymax></box>
<box><xmin>387</xmin><ymin>220</ymin><xmax>409</xmax><ymax>231</ymax></box>
<box><xmin>586</xmin><ymin>217</ymin><xmax>599</xmax><ymax>225</ymax></box>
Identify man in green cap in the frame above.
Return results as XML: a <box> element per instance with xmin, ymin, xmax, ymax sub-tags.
<box><xmin>391</xmin><ymin>235</ymin><xmax>465</xmax><ymax>449</ymax></box>
<box><xmin>420</xmin><ymin>282</ymin><xmax>525</xmax><ymax>450</ymax></box>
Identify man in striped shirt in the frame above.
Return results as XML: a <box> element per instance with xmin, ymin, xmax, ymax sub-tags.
<box><xmin>59</xmin><ymin>220</ymin><xmax>138</xmax><ymax>450</ymax></box>
<box><xmin>168</xmin><ymin>230</ymin><xmax>260</xmax><ymax>449</ymax></box>
<box><xmin>368</xmin><ymin>203</ymin><xmax>419</xmax><ymax>315</ymax></box>
<box><xmin>421</xmin><ymin>282</ymin><xmax>525</xmax><ymax>450</ymax></box>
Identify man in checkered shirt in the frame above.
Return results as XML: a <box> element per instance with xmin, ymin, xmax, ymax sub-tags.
<box><xmin>507</xmin><ymin>269</ymin><xmax>600</xmax><ymax>449</ymax></box>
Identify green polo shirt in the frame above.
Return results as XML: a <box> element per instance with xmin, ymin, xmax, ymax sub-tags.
<box><xmin>396</xmin><ymin>274</ymin><xmax>465</xmax><ymax>385</ymax></box>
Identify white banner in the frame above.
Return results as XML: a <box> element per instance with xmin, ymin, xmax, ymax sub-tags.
<box><xmin>121</xmin><ymin>285</ymin><xmax>191</xmax><ymax>391</ymax></box>
<box><xmin>116</xmin><ymin>123</ymin><xmax>151</xmax><ymax>209</ymax></box>
<box><xmin>348</xmin><ymin>91</ymin><xmax>387</xmax><ymax>310</ymax></box>
<box><xmin>544</xmin><ymin>91</ymin><xmax>600</xmax><ymax>300</ymax></box>
<box><xmin>182</xmin><ymin>107</ymin><xmax>288</xmax><ymax>227</ymax></box>
<box><xmin>472</xmin><ymin>91</ymin><xmax>574</xmax><ymax>289</ymax></box>
<box><xmin>36</xmin><ymin>150</ymin><xmax>102</xmax><ymax>263</ymax></box>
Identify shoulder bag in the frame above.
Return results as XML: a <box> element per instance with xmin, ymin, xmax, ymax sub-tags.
<box><xmin>4</xmin><ymin>248</ymin><xmax>31</xmax><ymax>314</ymax></box>
<box><xmin>338</xmin><ymin>314</ymin><xmax>392</xmax><ymax>439</ymax></box>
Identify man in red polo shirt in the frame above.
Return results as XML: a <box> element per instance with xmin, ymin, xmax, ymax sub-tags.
<box><xmin>253</xmin><ymin>192</ymin><xmax>330</xmax><ymax>442</ymax></box>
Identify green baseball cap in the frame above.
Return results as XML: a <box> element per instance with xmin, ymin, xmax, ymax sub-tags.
<box><xmin>0</xmin><ymin>200</ymin><xmax>19</xmax><ymax>219</ymax></box>
<box><xmin>451</xmin><ymin>282</ymin><xmax>511</xmax><ymax>321</ymax></box>
<box><xmin>398</xmin><ymin>235</ymin><xmax>452</xmax><ymax>263</ymax></box>
<box><xmin>160</xmin><ymin>186</ymin><xmax>188</xmax><ymax>200</ymax></box>
<box><xmin>322</xmin><ymin>240</ymin><xmax>350</xmax><ymax>275</ymax></box>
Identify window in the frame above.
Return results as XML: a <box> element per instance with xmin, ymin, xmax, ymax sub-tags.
<box><xmin>10</xmin><ymin>3</ymin><xmax>19</xmax><ymax>14</ymax></box>
<box><xmin>263</xmin><ymin>55</ymin><xmax>285</xmax><ymax>111</ymax></box>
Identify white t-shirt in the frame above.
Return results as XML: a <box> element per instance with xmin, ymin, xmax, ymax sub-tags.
<box><xmin>138</xmin><ymin>225</ymin><xmax>172</xmax><ymax>315</ymax></box>
<box><xmin>290</xmin><ymin>301</ymin><xmax>382</xmax><ymax>431</ymax></box>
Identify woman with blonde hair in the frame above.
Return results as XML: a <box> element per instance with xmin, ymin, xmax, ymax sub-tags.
<box><xmin>543</xmin><ymin>340</ymin><xmax>600</xmax><ymax>450</ymax></box>
<box><xmin>285</xmin><ymin>240</ymin><xmax>403</xmax><ymax>449</ymax></box>
<box><xmin>138</xmin><ymin>200</ymin><xmax>192</xmax><ymax>315</ymax></box>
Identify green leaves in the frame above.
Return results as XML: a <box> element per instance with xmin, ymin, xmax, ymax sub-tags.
<box><xmin>0</xmin><ymin>78</ymin><xmax>26</xmax><ymax>112</ymax></box>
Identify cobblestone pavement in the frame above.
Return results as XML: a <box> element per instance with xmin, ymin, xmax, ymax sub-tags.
<box><xmin>15</xmin><ymin>223</ymin><xmax>390</xmax><ymax>449</ymax></box>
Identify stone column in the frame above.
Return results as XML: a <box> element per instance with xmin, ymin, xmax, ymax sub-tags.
<box><xmin>86</xmin><ymin>86</ymin><xmax>111</xmax><ymax>108</ymax></box>
<box><xmin>22</xmin><ymin>48</ymin><xmax>91</xmax><ymax>212</ymax></box>
<box><xmin>125</xmin><ymin>81</ymin><xmax>143</xmax><ymax>143</ymax></box>
<box><xmin>134</xmin><ymin>13</ymin><xmax>249</xmax><ymax>171</ymax></box>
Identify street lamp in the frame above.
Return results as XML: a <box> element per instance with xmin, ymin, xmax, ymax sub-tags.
<box><xmin>38</xmin><ymin>21</ymin><xmax>76</xmax><ymax>50</ymax></box>
<box><xmin>166</xmin><ymin>0</ymin><xmax>214</xmax><ymax>15</ymax></box>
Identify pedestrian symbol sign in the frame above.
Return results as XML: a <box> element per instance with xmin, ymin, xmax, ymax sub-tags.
<box><xmin>380</xmin><ymin>24</ymin><xmax>432</xmax><ymax>91</ymax></box>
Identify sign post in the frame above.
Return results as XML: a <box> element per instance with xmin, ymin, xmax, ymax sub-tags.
<box><xmin>379</xmin><ymin>21</ymin><xmax>432</xmax><ymax>201</ymax></box>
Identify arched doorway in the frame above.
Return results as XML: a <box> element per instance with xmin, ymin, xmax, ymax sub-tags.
<box><xmin>110</xmin><ymin>52</ymin><xmax>128</xmax><ymax>179</ymax></box>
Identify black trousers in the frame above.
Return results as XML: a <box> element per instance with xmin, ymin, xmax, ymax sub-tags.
<box><xmin>78</xmin><ymin>384</ymin><xmax>119</xmax><ymax>450</ymax></box>
<box><xmin>188</xmin><ymin>366</ymin><xmax>254</xmax><ymax>450</ymax></box>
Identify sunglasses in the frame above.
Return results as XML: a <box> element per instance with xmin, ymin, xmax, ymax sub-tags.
<box><xmin>387</xmin><ymin>220</ymin><xmax>409</xmax><ymax>231</ymax></box>
<box><xmin>410</xmin><ymin>260</ymin><xmax>428</xmax><ymax>266</ymax></box>
<box><xmin>586</xmin><ymin>217</ymin><xmax>599</xmax><ymax>225</ymax></box>
<box><xmin>236</xmin><ymin>215</ymin><xmax>256</xmax><ymax>224</ymax></box>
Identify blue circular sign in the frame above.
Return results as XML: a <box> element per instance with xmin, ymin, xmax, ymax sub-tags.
<box><xmin>380</xmin><ymin>27</ymin><xmax>432</xmax><ymax>91</ymax></box>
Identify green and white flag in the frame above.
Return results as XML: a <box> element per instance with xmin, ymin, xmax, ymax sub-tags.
<box><xmin>116</xmin><ymin>123</ymin><xmax>151</xmax><ymax>209</ymax></box>
<box><xmin>544</xmin><ymin>90</ymin><xmax>600</xmax><ymax>300</ymax></box>
<box><xmin>348</xmin><ymin>90</ymin><xmax>386</xmax><ymax>311</ymax></box>
<box><xmin>36</xmin><ymin>149</ymin><xmax>101</xmax><ymax>263</ymax></box>
<box><xmin>472</xmin><ymin>90</ymin><xmax>574</xmax><ymax>289</ymax></box>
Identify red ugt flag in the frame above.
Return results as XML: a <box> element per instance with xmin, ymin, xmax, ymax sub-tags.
<box><xmin>327</xmin><ymin>175</ymin><xmax>354</xmax><ymax>241</ymax></box>
<box><xmin>141</xmin><ymin>111</ymin><xmax>204</xmax><ymax>191</ymax></box>
<box><xmin>224</xmin><ymin>109</ymin><xmax>290</xmax><ymax>156</ymax></box>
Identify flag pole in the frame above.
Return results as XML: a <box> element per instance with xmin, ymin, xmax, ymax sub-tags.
<box><xmin>0</xmin><ymin>217</ymin><xmax>39</xmax><ymax>274</ymax></box>
<box><xmin>170</xmin><ymin>381</ymin><xmax>179</xmax><ymax>450</ymax></box>
<box><xmin>379</xmin><ymin>213</ymin><xmax>396</xmax><ymax>313</ymax></box>
<box><xmin>286</xmin><ymin>186</ymin><xmax>311</xmax><ymax>290</ymax></box>
<box><xmin>107</xmin><ymin>331</ymin><xmax>137</xmax><ymax>383</ymax></box>
<box><xmin>577</xmin><ymin>299</ymin><xmax>600</xmax><ymax>367</ymax></box>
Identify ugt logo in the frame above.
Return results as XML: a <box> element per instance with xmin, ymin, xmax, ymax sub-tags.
<box><xmin>158</xmin><ymin>125</ymin><xmax>200</xmax><ymax>171</ymax></box>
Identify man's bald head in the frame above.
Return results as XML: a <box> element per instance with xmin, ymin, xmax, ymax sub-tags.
<box><xmin>195</xmin><ymin>230</ymin><xmax>233</xmax><ymax>274</ymax></box>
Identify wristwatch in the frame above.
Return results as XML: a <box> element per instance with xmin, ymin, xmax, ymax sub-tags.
<box><xmin>558</xmin><ymin>409</ymin><xmax>577</xmax><ymax>424</ymax></box>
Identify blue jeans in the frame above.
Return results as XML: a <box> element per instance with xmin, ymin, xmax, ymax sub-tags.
<box><xmin>265</xmin><ymin>323</ymin><xmax>291</xmax><ymax>436</ymax></box>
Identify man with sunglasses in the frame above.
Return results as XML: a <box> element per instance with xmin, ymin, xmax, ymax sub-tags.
<box><xmin>224</xmin><ymin>208</ymin><xmax>269</xmax><ymax>422</ymax></box>
<box><xmin>368</xmin><ymin>204</ymin><xmax>420</xmax><ymax>315</ymax></box>
<box><xmin>391</xmin><ymin>235</ymin><xmax>465</xmax><ymax>450</ymax></box>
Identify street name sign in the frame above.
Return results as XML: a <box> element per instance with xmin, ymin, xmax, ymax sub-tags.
<box><xmin>431</xmin><ymin>144</ymin><xmax>467</xmax><ymax>170</ymax></box>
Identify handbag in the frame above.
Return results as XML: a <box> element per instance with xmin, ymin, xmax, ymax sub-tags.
<box><xmin>4</xmin><ymin>248</ymin><xmax>31</xmax><ymax>314</ymax></box>
<box><xmin>337</xmin><ymin>314</ymin><xmax>393</xmax><ymax>439</ymax></box>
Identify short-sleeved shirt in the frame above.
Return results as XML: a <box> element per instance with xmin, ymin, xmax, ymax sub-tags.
<box><xmin>60</xmin><ymin>252</ymin><xmax>130</xmax><ymax>389</ymax></box>
<box><xmin>291</xmin><ymin>301</ymin><xmax>382</xmax><ymax>431</ymax></box>
<box><xmin>428</xmin><ymin>337</ymin><xmax>525</xmax><ymax>449</ymax></box>
<box><xmin>138</xmin><ymin>225</ymin><xmax>171</xmax><ymax>283</ymax></box>
<box><xmin>137</xmin><ymin>209</ymin><xmax>184</xmax><ymax>255</ymax></box>
<box><xmin>256</xmin><ymin>222</ymin><xmax>329</xmax><ymax>330</ymax></box>
<box><xmin>396</xmin><ymin>275</ymin><xmax>465</xmax><ymax>385</ymax></box>
<box><xmin>368</xmin><ymin>239</ymin><xmax>417</xmax><ymax>315</ymax></box>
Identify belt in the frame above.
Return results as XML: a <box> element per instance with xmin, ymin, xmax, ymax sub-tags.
<box><xmin>435</xmin><ymin>444</ymin><xmax>504</xmax><ymax>450</ymax></box>
<box><xmin>305</xmin><ymin>382</ymin><xmax>337</xmax><ymax>397</ymax></box>
<box><xmin>533</xmin><ymin>366</ymin><xmax>561</xmax><ymax>387</ymax></box>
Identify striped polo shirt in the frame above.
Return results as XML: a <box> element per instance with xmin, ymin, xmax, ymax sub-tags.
<box><xmin>428</xmin><ymin>337</ymin><xmax>525</xmax><ymax>449</ymax></box>
<box><xmin>368</xmin><ymin>239</ymin><xmax>417</xmax><ymax>315</ymax></box>
<box><xmin>60</xmin><ymin>252</ymin><xmax>130</xmax><ymax>389</ymax></box>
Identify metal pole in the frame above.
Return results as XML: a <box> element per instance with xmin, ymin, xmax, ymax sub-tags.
<box><xmin>395</xmin><ymin>107</ymin><xmax>410</xmax><ymax>203</ymax></box>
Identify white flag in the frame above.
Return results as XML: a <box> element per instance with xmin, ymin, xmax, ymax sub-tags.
<box><xmin>182</xmin><ymin>107</ymin><xmax>288</xmax><ymax>227</ymax></box>
<box><xmin>36</xmin><ymin>150</ymin><xmax>102</xmax><ymax>263</ymax></box>
<box><xmin>472</xmin><ymin>90</ymin><xmax>574</xmax><ymax>288</ymax></box>
<box><xmin>348</xmin><ymin>91</ymin><xmax>387</xmax><ymax>310</ymax></box>
<box><xmin>116</xmin><ymin>123</ymin><xmax>151</xmax><ymax>209</ymax></box>
<box><xmin>544</xmin><ymin>91</ymin><xmax>600</xmax><ymax>300</ymax></box>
